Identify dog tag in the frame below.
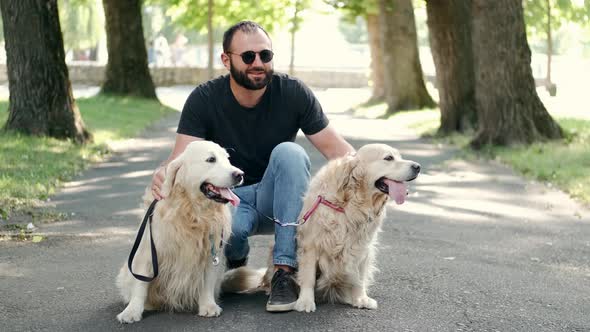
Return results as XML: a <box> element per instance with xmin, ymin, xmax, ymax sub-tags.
<box><xmin>212</xmin><ymin>255</ymin><xmax>220</xmax><ymax>266</ymax></box>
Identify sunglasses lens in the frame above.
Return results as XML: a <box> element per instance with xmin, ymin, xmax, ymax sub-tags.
<box><xmin>241</xmin><ymin>51</ymin><xmax>256</xmax><ymax>64</ymax></box>
<box><xmin>260</xmin><ymin>50</ymin><xmax>273</xmax><ymax>63</ymax></box>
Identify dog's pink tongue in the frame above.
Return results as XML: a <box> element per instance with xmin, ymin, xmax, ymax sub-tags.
<box><xmin>384</xmin><ymin>179</ymin><xmax>407</xmax><ymax>205</ymax></box>
<box><xmin>219</xmin><ymin>188</ymin><xmax>240</xmax><ymax>207</ymax></box>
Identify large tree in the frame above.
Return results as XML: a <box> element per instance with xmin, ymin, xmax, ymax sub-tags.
<box><xmin>102</xmin><ymin>0</ymin><xmax>157</xmax><ymax>98</ymax></box>
<box><xmin>426</xmin><ymin>0</ymin><xmax>476</xmax><ymax>134</ymax></box>
<box><xmin>470</xmin><ymin>0</ymin><xmax>562</xmax><ymax>148</ymax></box>
<box><xmin>366</xmin><ymin>13</ymin><xmax>384</xmax><ymax>101</ymax></box>
<box><xmin>325</xmin><ymin>0</ymin><xmax>385</xmax><ymax>102</ymax></box>
<box><xmin>0</xmin><ymin>0</ymin><xmax>91</xmax><ymax>143</ymax></box>
<box><xmin>378</xmin><ymin>0</ymin><xmax>435</xmax><ymax>115</ymax></box>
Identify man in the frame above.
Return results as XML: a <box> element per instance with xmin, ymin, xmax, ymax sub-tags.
<box><xmin>150</xmin><ymin>21</ymin><xmax>354</xmax><ymax>312</ymax></box>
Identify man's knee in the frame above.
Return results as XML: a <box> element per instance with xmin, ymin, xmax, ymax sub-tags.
<box><xmin>269</xmin><ymin>142</ymin><xmax>310</xmax><ymax>170</ymax></box>
<box><xmin>230</xmin><ymin>222</ymin><xmax>251</xmax><ymax>240</ymax></box>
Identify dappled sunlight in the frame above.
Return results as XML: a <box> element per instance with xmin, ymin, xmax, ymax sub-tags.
<box><xmin>107</xmin><ymin>136</ymin><xmax>174</xmax><ymax>152</ymax></box>
<box><xmin>63</xmin><ymin>175</ymin><xmax>119</xmax><ymax>188</ymax></box>
<box><xmin>313</xmin><ymin>88</ymin><xmax>372</xmax><ymax>114</ymax></box>
<box><xmin>119</xmin><ymin>170</ymin><xmax>153</xmax><ymax>179</ymax></box>
<box><xmin>391</xmin><ymin>200</ymin><xmax>493</xmax><ymax>224</ymax></box>
<box><xmin>112</xmin><ymin>208</ymin><xmax>144</xmax><ymax>218</ymax></box>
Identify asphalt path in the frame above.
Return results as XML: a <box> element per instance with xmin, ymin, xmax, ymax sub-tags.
<box><xmin>1</xmin><ymin>87</ymin><xmax>589</xmax><ymax>332</ymax></box>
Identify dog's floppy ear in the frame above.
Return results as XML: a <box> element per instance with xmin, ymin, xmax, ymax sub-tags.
<box><xmin>334</xmin><ymin>155</ymin><xmax>361</xmax><ymax>201</ymax></box>
<box><xmin>161</xmin><ymin>157</ymin><xmax>183</xmax><ymax>198</ymax></box>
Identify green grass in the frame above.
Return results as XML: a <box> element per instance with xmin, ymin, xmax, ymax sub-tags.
<box><xmin>0</xmin><ymin>95</ymin><xmax>176</xmax><ymax>217</ymax></box>
<box><xmin>490</xmin><ymin>118</ymin><xmax>590</xmax><ymax>204</ymax></box>
<box><xmin>353</xmin><ymin>101</ymin><xmax>590</xmax><ymax>206</ymax></box>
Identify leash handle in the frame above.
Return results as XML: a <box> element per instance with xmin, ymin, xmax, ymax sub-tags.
<box><xmin>127</xmin><ymin>200</ymin><xmax>159</xmax><ymax>282</ymax></box>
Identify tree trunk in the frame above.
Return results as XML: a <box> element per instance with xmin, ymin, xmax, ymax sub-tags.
<box><xmin>426</xmin><ymin>0</ymin><xmax>476</xmax><ymax>134</ymax></box>
<box><xmin>289</xmin><ymin>0</ymin><xmax>303</xmax><ymax>77</ymax></box>
<box><xmin>0</xmin><ymin>0</ymin><xmax>91</xmax><ymax>143</ymax></box>
<box><xmin>101</xmin><ymin>0</ymin><xmax>157</xmax><ymax>98</ymax></box>
<box><xmin>366</xmin><ymin>13</ymin><xmax>385</xmax><ymax>102</ymax></box>
<box><xmin>471</xmin><ymin>0</ymin><xmax>562</xmax><ymax>148</ymax></box>
<box><xmin>378</xmin><ymin>0</ymin><xmax>435</xmax><ymax>115</ymax></box>
<box><xmin>207</xmin><ymin>0</ymin><xmax>214</xmax><ymax>79</ymax></box>
<box><xmin>545</xmin><ymin>0</ymin><xmax>556</xmax><ymax>96</ymax></box>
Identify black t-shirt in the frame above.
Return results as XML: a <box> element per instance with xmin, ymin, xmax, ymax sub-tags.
<box><xmin>177</xmin><ymin>73</ymin><xmax>329</xmax><ymax>186</ymax></box>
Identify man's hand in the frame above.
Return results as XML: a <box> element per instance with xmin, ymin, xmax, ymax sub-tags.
<box><xmin>151</xmin><ymin>166</ymin><xmax>166</xmax><ymax>200</ymax></box>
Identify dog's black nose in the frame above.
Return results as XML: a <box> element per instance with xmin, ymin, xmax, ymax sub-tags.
<box><xmin>232</xmin><ymin>171</ymin><xmax>244</xmax><ymax>184</ymax></box>
<box><xmin>412</xmin><ymin>163</ymin><xmax>421</xmax><ymax>173</ymax></box>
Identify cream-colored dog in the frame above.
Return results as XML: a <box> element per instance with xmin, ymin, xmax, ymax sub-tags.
<box><xmin>294</xmin><ymin>143</ymin><xmax>420</xmax><ymax>312</ymax></box>
<box><xmin>116</xmin><ymin>141</ymin><xmax>243</xmax><ymax>323</ymax></box>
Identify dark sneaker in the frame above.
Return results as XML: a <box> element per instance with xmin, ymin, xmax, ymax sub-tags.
<box><xmin>266</xmin><ymin>269</ymin><xmax>299</xmax><ymax>312</ymax></box>
<box><xmin>226</xmin><ymin>257</ymin><xmax>248</xmax><ymax>270</ymax></box>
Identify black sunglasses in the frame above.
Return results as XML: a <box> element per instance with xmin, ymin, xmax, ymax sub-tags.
<box><xmin>227</xmin><ymin>49</ymin><xmax>274</xmax><ymax>65</ymax></box>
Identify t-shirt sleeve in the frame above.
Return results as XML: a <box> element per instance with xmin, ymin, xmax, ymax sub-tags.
<box><xmin>177</xmin><ymin>89</ymin><xmax>208</xmax><ymax>139</ymax></box>
<box><xmin>295</xmin><ymin>81</ymin><xmax>329</xmax><ymax>135</ymax></box>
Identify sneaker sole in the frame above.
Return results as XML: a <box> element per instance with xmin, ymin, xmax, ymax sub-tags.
<box><xmin>266</xmin><ymin>301</ymin><xmax>296</xmax><ymax>312</ymax></box>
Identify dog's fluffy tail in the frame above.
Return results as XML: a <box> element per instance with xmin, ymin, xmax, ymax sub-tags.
<box><xmin>221</xmin><ymin>267</ymin><xmax>268</xmax><ymax>294</ymax></box>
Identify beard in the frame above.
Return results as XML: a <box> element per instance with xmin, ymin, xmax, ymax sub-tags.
<box><xmin>230</xmin><ymin>59</ymin><xmax>273</xmax><ymax>90</ymax></box>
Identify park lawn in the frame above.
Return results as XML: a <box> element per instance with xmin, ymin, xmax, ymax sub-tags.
<box><xmin>0</xmin><ymin>95</ymin><xmax>176</xmax><ymax>218</ymax></box>
<box><xmin>355</xmin><ymin>102</ymin><xmax>590</xmax><ymax>206</ymax></box>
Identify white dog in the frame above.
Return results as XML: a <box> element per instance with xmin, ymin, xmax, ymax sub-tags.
<box><xmin>294</xmin><ymin>143</ymin><xmax>420</xmax><ymax>312</ymax></box>
<box><xmin>222</xmin><ymin>144</ymin><xmax>421</xmax><ymax>312</ymax></box>
<box><xmin>116</xmin><ymin>140</ymin><xmax>243</xmax><ymax>323</ymax></box>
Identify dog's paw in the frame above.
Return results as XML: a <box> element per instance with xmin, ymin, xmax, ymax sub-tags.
<box><xmin>352</xmin><ymin>296</ymin><xmax>378</xmax><ymax>310</ymax></box>
<box><xmin>198</xmin><ymin>303</ymin><xmax>222</xmax><ymax>317</ymax></box>
<box><xmin>294</xmin><ymin>297</ymin><xmax>316</xmax><ymax>313</ymax></box>
<box><xmin>116</xmin><ymin>307</ymin><xmax>143</xmax><ymax>324</ymax></box>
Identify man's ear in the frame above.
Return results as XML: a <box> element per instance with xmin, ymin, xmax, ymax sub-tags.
<box><xmin>161</xmin><ymin>157</ymin><xmax>183</xmax><ymax>198</ymax></box>
<box><xmin>221</xmin><ymin>53</ymin><xmax>230</xmax><ymax>70</ymax></box>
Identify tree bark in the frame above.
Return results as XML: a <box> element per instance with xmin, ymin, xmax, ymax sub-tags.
<box><xmin>0</xmin><ymin>0</ymin><xmax>91</xmax><ymax>143</ymax></box>
<box><xmin>378</xmin><ymin>0</ymin><xmax>435</xmax><ymax>115</ymax></box>
<box><xmin>101</xmin><ymin>0</ymin><xmax>157</xmax><ymax>98</ymax></box>
<box><xmin>207</xmin><ymin>0</ymin><xmax>214</xmax><ymax>79</ymax></box>
<box><xmin>426</xmin><ymin>0</ymin><xmax>476</xmax><ymax>134</ymax></box>
<box><xmin>471</xmin><ymin>0</ymin><xmax>562</xmax><ymax>148</ymax></box>
<box><xmin>366</xmin><ymin>13</ymin><xmax>384</xmax><ymax>102</ymax></box>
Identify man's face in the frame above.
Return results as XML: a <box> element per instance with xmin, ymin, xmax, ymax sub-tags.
<box><xmin>224</xmin><ymin>29</ymin><xmax>273</xmax><ymax>90</ymax></box>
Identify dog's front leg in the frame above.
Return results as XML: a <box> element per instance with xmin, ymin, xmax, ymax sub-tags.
<box><xmin>198</xmin><ymin>266</ymin><xmax>222</xmax><ymax>317</ymax></box>
<box><xmin>350</xmin><ymin>253</ymin><xmax>377</xmax><ymax>310</ymax></box>
<box><xmin>117</xmin><ymin>280</ymin><xmax>149</xmax><ymax>323</ymax></box>
<box><xmin>294</xmin><ymin>249</ymin><xmax>317</xmax><ymax>312</ymax></box>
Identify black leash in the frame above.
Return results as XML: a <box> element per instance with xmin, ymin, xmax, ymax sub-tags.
<box><xmin>127</xmin><ymin>199</ymin><xmax>159</xmax><ymax>282</ymax></box>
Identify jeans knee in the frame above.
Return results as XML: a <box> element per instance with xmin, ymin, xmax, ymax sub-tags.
<box><xmin>270</xmin><ymin>142</ymin><xmax>310</xmax><ymax>170</ymax></box>
<box><xmin>230</xmin><ymin>222</ymin><xmax>251</xmax><ymax>240</ymax></box>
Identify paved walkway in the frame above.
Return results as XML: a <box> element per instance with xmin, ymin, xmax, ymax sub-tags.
<box><xmin>1</xmin><ymin>87</ymin><xmax>589</xmax><ymax>331</ymax></box>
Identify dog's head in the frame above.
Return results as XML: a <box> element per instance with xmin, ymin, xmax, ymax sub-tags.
<box><xmin>161</xmin><ymin>141</ymin><xmax>243</xmax><ymax>206</ymax></box>
<box><xmin>340</xmin><ymin>144</ymin><xmax>420</xmax><ymax>205</ymax></box>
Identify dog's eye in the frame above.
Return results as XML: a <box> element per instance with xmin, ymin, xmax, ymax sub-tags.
<box><xmin>384</xmin><ymin>155</ymin><xmax>395</xmax><ymax>161</ymax></box>
<box><xmin>206</xmin><ymin>156</ymin><xmax>216</xmax><ymax>163</ymax></box>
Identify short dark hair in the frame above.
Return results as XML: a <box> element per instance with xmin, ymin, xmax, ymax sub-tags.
<box><xmin>222</xmin><ymin>21</ymin><xmax>270</xmax><ymax>53</ymax></box>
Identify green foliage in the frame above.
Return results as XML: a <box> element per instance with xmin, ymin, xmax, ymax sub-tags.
<box><xmin>324</xmin><ymin>0</ymin><xmax>377</xmax><ymax>20</ymax></box>
<box><xmin>58</xmin><ymin>0</ymin><xmax>103</xmax><ymax>51</ymax></box>
<box><xmin>0</xmin><ymin>96</ymin><xmax>175</xmax><ymax>214</ymax></box>
<box><xmin>338</xmin><ymin>16</ymin><xmax>367</xmax><ymax>44</ymax></box>
<box><xmin>150</xmin><ymin>0</ymin><xmax>293</xmax><ymax>36</ymax></box>
<box><xmin>524</xmin><ymin>0</ymin><xmax>590</xmax><ymax>54</ymax></box>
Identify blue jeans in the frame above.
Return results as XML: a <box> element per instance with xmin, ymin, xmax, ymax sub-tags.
<box><xmin>224</xmin><ymin>142</ymin><xmax>311</xmax><ymax>268</ymax></box>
